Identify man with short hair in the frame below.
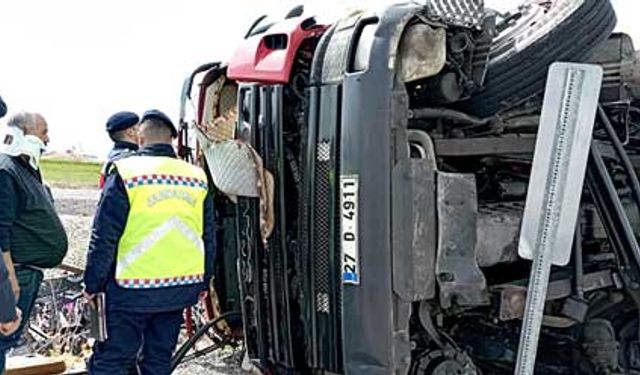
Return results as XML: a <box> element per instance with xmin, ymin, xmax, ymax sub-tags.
<box><xmin>84</xmin><ymin>109</ymin><xmax>216</xmax><ymax>375</ymax></box>
<box><xmin>0</xmin><ymin>112</ymin><xmax>68</xmax><ymax>370</ymax></box>
<box><xmin>99</xmin><ymin>111</ymin><xmax>140</xmax><ymax>189</ymax></box>
<box><xmin>0</xmin><ymin>101</ymin><xmax>22</xmax><ymax>375</ymax></box>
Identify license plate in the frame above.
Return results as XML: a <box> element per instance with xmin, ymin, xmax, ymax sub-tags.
<box><xmin>340</xmin><ymin>175</ymin><xmax>360</xmax><ymax>285</ymax></box>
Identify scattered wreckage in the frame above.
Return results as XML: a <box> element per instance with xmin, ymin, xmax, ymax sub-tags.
<box><xmin>180</xmin><ymin>0</ymin><xmax>640</xmax><ymax>373</ymax></box>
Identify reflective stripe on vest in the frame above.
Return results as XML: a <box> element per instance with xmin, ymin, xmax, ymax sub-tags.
<box><xmin>114</xmin><ymin>156</ymin><xmax>208</xmax><ymax>289</ymax></box>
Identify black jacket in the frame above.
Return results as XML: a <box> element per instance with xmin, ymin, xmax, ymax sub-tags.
<box><xmin>0</xmin><ymin>154</ymin><xmax>68</xmax><ymax>267</ymax></box>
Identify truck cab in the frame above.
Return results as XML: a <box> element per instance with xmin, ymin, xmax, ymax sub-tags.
<box><xmin>180</xmin><ymin>1</ymin><xmax>640</xmax><ymax>373</ymax></box>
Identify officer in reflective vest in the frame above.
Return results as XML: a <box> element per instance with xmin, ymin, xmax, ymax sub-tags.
<box><xmin>99</xmin><ymin>111</ymin><xmax>140</xmax><ymax>189</ymax></box>
<box><xmin>84</xmin><ymin>109</ymin><xmax>216</xmax><ymax>375</ymax></box>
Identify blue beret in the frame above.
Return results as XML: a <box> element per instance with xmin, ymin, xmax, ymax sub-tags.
<box><xmin>140</xmin><ymin>109</ymin><xmax>177</xmax><ymax>138</ymax></box>
<box><xmin>106</xmin><ymin>111</ymin><xmax>139</xmax><ymax>133</ymax></box>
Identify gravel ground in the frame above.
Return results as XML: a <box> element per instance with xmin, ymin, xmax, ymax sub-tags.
<box><xmin>47</xmin><ymin>187</ymin><xmax>242</xmax><ymax>374</ymax></box>
<box><xmin>52</xmin><ymin>188</ymin><xmax>100</xmax><ymax>217</ymax></box>
<box><xmin>173</xmin><ymin>347</ymin><xmax>246</xmax><ymax>375</ymax></box>
<box><xmin>45</xmin><ymin>188</ymin><xmax>99</xmax><ymax>276</ymax></box>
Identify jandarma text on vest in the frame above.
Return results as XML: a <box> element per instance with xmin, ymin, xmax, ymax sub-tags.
<box><xmin>146</xmin><ymin>189</ymin><xmax>197</xmax><ymax>207</ymax></box>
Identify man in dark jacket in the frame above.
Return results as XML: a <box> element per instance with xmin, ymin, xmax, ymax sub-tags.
<box><xmin>84</xmin><ymin>109</ymin><xmax>216</xmax><ymax>375</ymax></box>
<box><xmin>0</xmin><ymin>98</ymin><xmax>22</xmax><ymax>375</ymax></box>
<box><xmin>99</xmin><ymin>111</ymin><xmax>140</xmax><ymax>189</ymax></box>
<box><xmin>0</xmin><ymin>112</ymin><xmax>69</xmax><ymax>368</ymax></box>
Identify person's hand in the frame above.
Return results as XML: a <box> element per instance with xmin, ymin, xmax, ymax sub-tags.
<box><xmin>198</xmin><ymin>290</ymin><xmax>209</xmax><ymax>301</ymax></box>
<box><xmin>83</xmin><ymin>291</ymin><xmax>95</xmax><ymax>309</ymax></box>
<box><xmin>0</xmin><ymin>308</ymin><xmax>22</xmax><ymax>336</ymax></box>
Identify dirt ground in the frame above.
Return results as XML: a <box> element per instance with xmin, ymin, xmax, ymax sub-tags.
<box><xmin>52</xmin><ymin>188</ymin><xmax>97</xmax><ymax>272</ymax></box>
<box><xmin>50</xmin><ymin>188</ymin><xmax>242</xmax><ymax>374</ymax></box>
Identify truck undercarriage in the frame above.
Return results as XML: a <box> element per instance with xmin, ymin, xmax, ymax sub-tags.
<box><xmin>181</xmin><ymin>0</ymin><xmax>640</xmax><ymax>373</ymax></box>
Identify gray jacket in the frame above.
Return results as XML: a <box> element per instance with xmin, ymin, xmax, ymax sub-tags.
<box><xmin>0</xmin><ymin>255</ymin><xmax>16</xmax><ymax>323</ymax></box>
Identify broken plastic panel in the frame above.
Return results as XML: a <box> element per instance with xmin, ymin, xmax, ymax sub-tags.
<box><xmin>196</xmin><ymin>130</ymin><xmax>261</xmax><ymax>200</ymax></box>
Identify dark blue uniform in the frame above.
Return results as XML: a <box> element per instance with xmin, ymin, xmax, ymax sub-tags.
<box><xmin>107</xmin><ymin>141</ymin><xmax>138</xmax><ymax>161</ymax></box>
<box><xmin>85</xmin><ymin>144</ymin><xmax>216</xmax><ymax>375</ymax></box>
<box><xmin>99</xmin><ymin>141</ymin><xmax>138</xmax><ymax>189</ymax></box>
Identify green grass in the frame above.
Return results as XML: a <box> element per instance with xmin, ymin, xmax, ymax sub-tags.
<box><xmin>41</xmin><ymin>158</ymin><xmax>102</xmax><ymax>188</ymax></box>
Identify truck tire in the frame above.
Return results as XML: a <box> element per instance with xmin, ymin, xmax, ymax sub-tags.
<box><xmin>460</xmin><ymin>0</ymin><xmax>616</xmax><ymax>117</ymax></box>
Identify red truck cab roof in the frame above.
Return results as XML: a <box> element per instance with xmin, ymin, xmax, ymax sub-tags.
<box><xmin>227</xmin><ymin>16</ymin><xmax>327</xmax><ymax>84</ymax></box>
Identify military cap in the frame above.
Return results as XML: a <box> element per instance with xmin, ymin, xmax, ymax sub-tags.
<box><xmin>106</xmin><ymin>111</ymin><xmax>139</xmax><ymax>133</ymax></box>
<box><xmin>140</xmin><ymin>109</ymin><xmax>177</xmax><ymax>138</ymax></box>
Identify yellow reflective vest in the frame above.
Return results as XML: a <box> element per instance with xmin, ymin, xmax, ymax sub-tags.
<box><xmin>113</xmin><ymin>156</ymin><xmax>208</xmax><ymax>289</ymax></box>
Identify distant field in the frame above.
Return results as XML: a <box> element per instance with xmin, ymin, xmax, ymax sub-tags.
<box><xmin>41</xmin><ymin>158</ymin><xmax>101</xmax><ymax>188</ymax></box>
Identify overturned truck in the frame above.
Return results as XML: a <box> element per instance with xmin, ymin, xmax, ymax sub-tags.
<box><xmin>180</xmin><ymin>0</ymin><xmax>640</xmax><ymax>373</ymax></box>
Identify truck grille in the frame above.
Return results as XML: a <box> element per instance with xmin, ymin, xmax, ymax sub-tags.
<box><xmin>314</xmin><ymin>141</ymin><xmax>332</xmax><ymax>313</ymax></box>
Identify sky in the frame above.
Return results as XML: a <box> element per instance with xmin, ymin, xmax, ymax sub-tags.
<box><xmin>0</xmin><ymin>0</ymin><xmax>637</xmax><ymax>159</ymax></box>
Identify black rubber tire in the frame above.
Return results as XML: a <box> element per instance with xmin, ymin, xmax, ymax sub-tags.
<box><xmin>460</xmin><ymin>0</ymin><xmax>616</xmax><ymax>117</ymax></box>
